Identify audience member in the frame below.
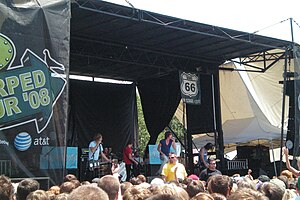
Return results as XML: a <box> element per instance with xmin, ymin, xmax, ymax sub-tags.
<box><xmin>0</xmin><ymin>175</ymin><xmax>15</xmax><ymax>200</ymax></box>
<box><xmin>258</xmin><ymin>181</ymin><xmax>285</xmax><ymax>200</ymax></box>
<box><xmin>68</xmin><ymin>185</ymin><xmax>109</xmax><ymax>200</ymax></box>
<box><xmin>120</xmin><ymin>182</ymin><xmax>133</xmax><ymax>195</ymax></box>
<box><xmin>122</xmin><ymin>185</ymin><xmax>152</xmax><ymax>200</ymax></box>
<box><xmin>207</xmin><ymin>175</ymin><xmax>232</xmax><ymax>197</ymax></box>
<box><xmin>210</xmin><ymin>192</ymin><xmax>227</xmax><ymax>200</ymax></box>
<box><xmin>53</xmin><ymin>193</ymin><xmax>69</xmax><ymax>200</ymax></box>
<box><xmin>236</xmin><ymin>178</ymin><xmax>256</xmax><ymax>190</ymax></box>
<box><xmin>244</xmin><ymin>169</ymin><xmax>253</xmax><ymax>180</ymax></box>
<box><xmin>26</xmin><ymin>190</ymin><xmax>49</xmax><ymax>200</ymax></box>
<box><xmin>146</xmin><ymin>193</ymin><xmax>181</xmax><ymax>200</ymax></box>
<box><xmin>48</xmin><ymin>186</ymin><xmax>60</xmax><ymax>196</ymax></box>
<box><xmin>16</xmin><ymin>179</ymin><xmax>40</xmax><ymax>200</ymax></box>
<box><xmin>63</xmin><ymin>174</ymin><xmax>77</xmax><ymax>182</ymax></box>
<box><xmin>190</xmin><ymin>192</ymin><xmax>214</xmax><ymax>200</ymax></box>
<box><xmin>283</xmin><ymin>147</ymin><xmax>300</xmax><ymax>176</ymax></box>
<box><xmin>186</xmin><ymin>180</ymin><xmax>205</xmax><ymax>198</ymax></box>
<box><xmin>97</xmin><ymin>175</ymin><xmax>120</xmax><ymax>200</ymax></box>
<box><xmin>227</xmin><ymin>188</ymin><xmax>268</xmax><ymax>200</ymax></box>
<box><xmin>59</xmin><ymin>181</ymin><xmax>75</xmax><ymax>194</ymax></box>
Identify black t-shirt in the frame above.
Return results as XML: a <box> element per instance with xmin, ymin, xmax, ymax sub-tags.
<box><xmin>199</xmin><ymin>168</ymin><xmax>222</xmax><ymax>182</ymax></box>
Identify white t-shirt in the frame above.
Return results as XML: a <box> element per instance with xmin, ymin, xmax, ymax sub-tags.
<box><xmin>88</xmin><ymin>141</ymin><xmax>103</xmax><ymax>160</ymax></box>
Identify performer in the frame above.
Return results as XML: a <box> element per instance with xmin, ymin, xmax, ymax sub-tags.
<box><xmin>156</xmin><ymin>130</ymin><xmax>176</xmax><ymax>175</ymax></box>
<box><xmin>87</xmin><ymin>133</ymin><xmax>110</xmax><ymax>180</ymax></box>
<box><xmin>123</xmin><ymin>141</ymin><xmax>138</xmax><ymax>181</ymax></box>
<box><xmin>198</xmin><ymin>142</ymin><xmax>214</xmax><ymax>170</ymax></box>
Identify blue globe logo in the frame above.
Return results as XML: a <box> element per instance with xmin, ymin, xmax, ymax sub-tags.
<box><xmin>14</xmin><ymin>132</ymin><xmax>32</xmax><ymax>151</ymax></box>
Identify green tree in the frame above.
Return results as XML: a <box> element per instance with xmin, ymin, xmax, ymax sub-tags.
<box><xmin>137</xmin><ymin>95</ymin><xmax>185</xmax><ymax>156</ymax></box>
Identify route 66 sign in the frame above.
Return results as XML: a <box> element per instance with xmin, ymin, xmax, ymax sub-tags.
<box><xmin>179</xmin><ymin>71</ymin><xmax>201</xmax><ymax>104</ymax></box>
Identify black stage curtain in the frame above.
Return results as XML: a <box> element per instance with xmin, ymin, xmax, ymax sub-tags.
<box><xmin>68</xmin><ymin>80</ymin><xmax>136</xmax><ymax>154</ymax></box>
<box><xmin>187</xmin><ymin>74</ymin><xmax>215</xmax><ymax>134</ymax></box>
<box><xmin>137</xmin><ymin>74</ymin><xmax>181</xmax><ymax>145</ymax></box>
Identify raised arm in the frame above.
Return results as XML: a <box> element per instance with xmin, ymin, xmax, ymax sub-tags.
<box><xmin>200</xmin><ymin>148</ymin><xmax>209</xmax><ymax>168</ymax></box>
<box><xmin>171</xmin><ymin>139</ymin><xmax>177</xmax><ymax>153</ymax></box>
<box><xmin>283</xmin><ymin>147</ymin><xmax>300</xmax><ymax>176</ymax></box>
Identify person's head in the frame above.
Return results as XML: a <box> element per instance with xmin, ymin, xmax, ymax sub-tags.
<box><xmin>122</xmin><ymin>185</ymin><xmax>152</xmax><ymax>200</ymax></box>
<box><xmin>258</xmin><ymin>181</ymin><xmax>285</xmax><ymax>200</ymax></box>
<box><xmin>120</xmin><ymin>182</ymin><xmax>132</xmax><ymax>195</ymax></box>
<box><xmin>26</xmin><ymin>190</ymin><xmax>49</xmax><ymax>200</ymax></box>
<box><xmin>186</xmin><ymin>180</ymin><xmax>205</xmax><ymax>198</ymax></box>
<box><xmin>126</xmin><ymin>141</ymin><xmax>133</xmax><ymax>148</ymax></box>
<box><xmin>59</xmin><ymin>181</ymin><xmax>76</xmax><ymax>194</ymax></box>
<box><xmin>236</xmin><ymin>178</ymin><xmax>256</xmax><ymax>190</ymax></box>
<box><xmin>152</xmin><ymin>184</ymin><xmax>189</xmax><ymax>200</ymax></box>
<box><xmin>104</xmin><ymin>147</ymin><xmax>109</xmax><ymax>153</ymax></box>
<box><xmin>97</xmin><ymin>175</ymin><xmax>120</xmax><ymax>200</ymax></box>
<box><xmin>168</xmin><ymin>152</ymin><xmax>178</xmax><ymax>164</ymax></box>
<box><xmin>146</xmin><ymin>194</ymin><xmax>181</xmax><ymax>200</ymax></box>
<box><xmin>207</xmin><ymin>175</ymin><xmax>232</xmax><ymax>197</ymax></box>
<box><xmin>53</xmin><ymin>193</ymin><xmax>69</xmax><ymax>200</ymax></box>
<box><xmin>207</xmin><ymin>158</ymin><xmax>217</xmax><ymax>170</ymax></box>
<box><xmin>227</xmin><ymin>188</ymin><xmax>269</xmax><ymax>200</ymax></box>
<box><xmin>210</xmin><ymin>192</ymin><xmax>227</xmax><ymax>200</ymax></box>
<box><xmin>112</xmin><ymin>159</ymin><xmax>118</xmax><ymax>165</ymax></box>
<box><xmin>137</xmin><ymin>175</ymin><xmax>146</xmax><ymax>183</ymax></box>
<box><xmin>16</xmin><ymin>179</ymin><xmax>40</xmax><ymax>200</ymax></box>
<box><xmin>165</xmin><ymin>131</ymin><xmax>172</xmax><ymax>139</ymax></box>
<box><xmin>0</xmin><ymin>175</ymin><xmax>14</xmax><ymax>200</ymax></box>
<box><xmin>63</xmin><ymin>174</ymin><xmax>77</xmax><ymax>182</ymax></box>
<box><xmin>68</xmin><ymin>185</ymin><xmax>108</xmax><ymax>200</ymax></box>
<box><xmin>190</xmin><ymin>192</ymin><xmax>214</xmax><ymax>200</ymax></box>
<box><xmin>280</xmin><ymin>170</ymin><xmax>293</xmax><ymax>179</ymax></box>
<box><xmin>204</xmin><ymin>143</ymin><xmax>214</xmax><ymax>150</ymax></box>
<box><xmin>94</xmin><ymin>133</ymin><xmax>102</xmax><ymax>143</ymax></box>
<box><xmin>48</xmin><ymin>186</ymin><xmax>60</xmax><ymax>196</ymax></box>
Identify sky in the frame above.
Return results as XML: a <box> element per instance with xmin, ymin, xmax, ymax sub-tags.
<box><xmin>105</xmin><ymin>0</ymin><xmax>300</xmax><ymax>43</ymax></box>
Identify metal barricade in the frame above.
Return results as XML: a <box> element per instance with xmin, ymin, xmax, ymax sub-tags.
<box><xmin>0</xmin><ymin>160</ymin><xmax>11</xmax><ymax>177</ymax></box>
<box><xmin>227</xmin><ymin>159</ymin><xmax>248</xmax><ymax>170</ymax></box>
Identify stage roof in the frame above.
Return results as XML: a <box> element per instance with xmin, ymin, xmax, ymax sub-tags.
<box><xmin>70</xmin><ymin>0</ymin><xmax>293</xmax><ymax>81</ymax></box>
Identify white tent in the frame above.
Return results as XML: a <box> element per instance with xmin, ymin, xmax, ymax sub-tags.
<box><xmin>179</xmin><ymin>54</ymin><xmax>291</xmax><ymax>148</ymax></box>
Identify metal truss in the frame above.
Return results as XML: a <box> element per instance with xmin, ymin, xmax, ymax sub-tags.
<box><xmin>72</xmin><ymin>0</ymin><xmax>288</xmax><ymax>51</ymax></box>
<box><xmin>219</xmin><ymin>50</ymin><xmax>292</xmax><ymax>72</ymax></box>
<box><xmin>70</xmin><ymin>36</ymin><xmax>218</xmax><ymax>80</ymax></box>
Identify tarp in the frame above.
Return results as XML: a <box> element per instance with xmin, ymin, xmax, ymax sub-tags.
<box><xmin>191</xmin><ymin>59</ymin><xmax>289</xmax><ymax>148</ymax></box>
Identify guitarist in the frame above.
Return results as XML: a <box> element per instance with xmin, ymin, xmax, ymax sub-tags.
<box><xmin>87</xmin><ymin>133</ymin><xmax>110</xmax><ymax>180</ymax></box>
<box><xmin>123</xmin><ymin>142</ymin><xmax>138</xmax><ymax>181</ymax></box>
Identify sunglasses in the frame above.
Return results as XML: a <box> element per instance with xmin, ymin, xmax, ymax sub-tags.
<box><xmin>169</xmin><ymin>157</ymin><xmax>176</xmax><ymax>159</ymax></box>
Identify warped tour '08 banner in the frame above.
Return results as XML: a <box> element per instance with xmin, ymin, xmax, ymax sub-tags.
<box><xmin>0</xmin><ymin>0</ymin><xmax>70</xmax><ymax>185</ymax></box>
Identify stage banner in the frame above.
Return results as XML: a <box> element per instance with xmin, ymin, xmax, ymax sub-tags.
<box><xmin>0</xmin><ymin>0</ymin><xmax>70</xmax><ymax>184</ymax></box>
<box><xmin>148</xmin><ymin>143</ymin><xmax>181</xmax><ymax>164</ymax></box>
<box><xmin>179</xmin><ymin>71</ymin><xmax>201</xmax><ymax>105</ymax></box>
<box><xmin>294</xmin><ymin>46</ymin><xmax>300</xmax><ymax>156</ymax></box>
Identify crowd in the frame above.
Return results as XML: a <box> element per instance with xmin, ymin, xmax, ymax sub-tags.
<box><xmin>1</xmin><ymin>148</ymin><xmax>300</xmax><ymax>200</ymax></box>
<box><xmin>0</xmin><ymin>168</ymin><xmax>300</xmax><ymax>200</ymax></box>
<box><xmin>2</xmin><ymin>132</ymin><xmax>300</xmax><ymax>200</ymax></box>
